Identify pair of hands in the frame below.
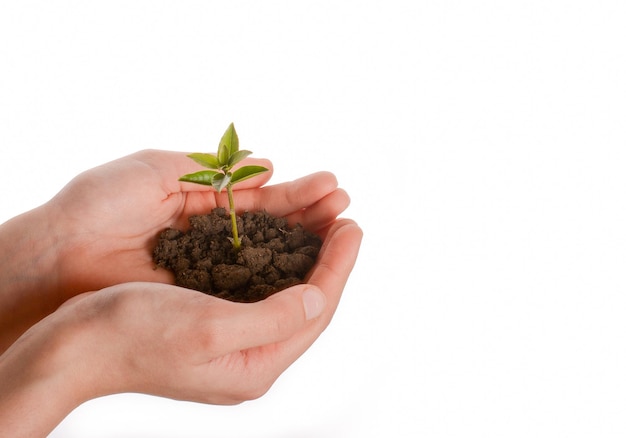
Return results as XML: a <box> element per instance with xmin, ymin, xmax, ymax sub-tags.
<box><xmin>0</xmin><ymin>150</ymin><xmax>362</xmax><ymax>436</ymax></box>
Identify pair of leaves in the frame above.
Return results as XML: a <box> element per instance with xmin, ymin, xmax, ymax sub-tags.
<box><xmin>179</xmin><ymin>123</ymin><xmax>269</xmax><ymax>193</ymax></box>
<box><xmin>180</xmin><ymin>165</ymin><xmax>268</xmax><ymax>192</ymax></box>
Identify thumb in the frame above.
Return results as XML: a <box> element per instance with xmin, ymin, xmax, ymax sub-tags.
<box><xmin>208</xmin><ymin>284</ymin><xmax>327</xmax><ymax>354</ymax></box>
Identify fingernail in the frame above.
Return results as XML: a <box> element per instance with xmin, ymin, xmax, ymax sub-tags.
<box><xmin>302</xmin><ymin>287</ymin><xmax>326</xmax><ymax>320</ymax></box>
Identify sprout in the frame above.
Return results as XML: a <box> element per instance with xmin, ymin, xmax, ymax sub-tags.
<box><xmin>179</xmin><ymin>123</ymin><xmax>269</xmax><ymax>249</ymax></box>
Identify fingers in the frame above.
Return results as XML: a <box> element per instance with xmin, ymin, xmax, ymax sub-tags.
<box><xmin>257</xmin><ymin>171</ymin><xmax>339</xmax><ymax>215</ymax></box>
<box><xmin>137</xmin><ymin>152</ymin><xmax>347</xmax><ymax>231</ymax></box>
<box><xmin>306</xmin><ymin>219</ymin><xmax>363</xmax><ymax>323</ymax></box>
<box><xmin>222</xmin><ymin>171</ymin><xmax>347</xmax><ymax>220</ymax></box>
<box><xmin>283</xmin><ymin>187</ymin><xmax>351</xmax><ymax>232</ymax></box>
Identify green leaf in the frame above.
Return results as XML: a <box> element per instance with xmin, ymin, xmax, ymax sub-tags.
<box><xmin>217</xmin><ymin>142</ymin><xmax>229</xmax><ymax>167</ymax></box>
<box><xmin>218</xmin><ymin>123</ymin><xmax>239</xmax><ymax>164</ymax></box>
<box><xmin>230</xmin><ymin>165</ymin><xmax>269</xmax><ymax>185</ymax></box>
<box><xmin>187</xmin><ymin>153</ymin><xmax>220</xmax><ymax>169</ymax></box>
<box><xmin>228</xmin><ymin>150</ymin><xmax>253</xmax><ymax>167</ymax></box>
<box><xmin>211</xmin><ymin>172</ymin><xmax>232</xmax><ymax>193</ymax></box>
<box><xmin>179</xmin><ymin>170</ymin><xmax>219</xmax><ymax>186</ymax></box>
<box><xmin>227</xmin><ymin>123</ymin><xmax>239</xmax><ymax>154</ymax></box>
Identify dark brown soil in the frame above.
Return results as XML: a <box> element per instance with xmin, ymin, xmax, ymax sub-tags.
<box><xmin>153</xmin><ymin>208</ymin><xmax>322</xmax><ymax>302</ymax></box>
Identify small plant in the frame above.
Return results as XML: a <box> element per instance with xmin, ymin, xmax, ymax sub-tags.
<box><xmin>179</xmin><ymin>122</ymin><xmax>269</xmax><ymax>249</ymax></box>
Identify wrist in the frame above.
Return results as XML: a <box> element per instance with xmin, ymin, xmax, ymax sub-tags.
<box><xmin>0</xmin><ymin>204</ymin><xmax>61</xmax><ymax>285</ymax></box>
<box><xmin>0</xmin><ymin>204</ymin><xmax>65</xmax><ymax>351</ymax></box>
<box><xmin>0</xmin><ymin>306</ymin><xmax>96</xmax><ymax>436</ymax></box>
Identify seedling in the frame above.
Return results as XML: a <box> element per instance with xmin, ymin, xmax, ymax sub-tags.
<box><xmin>179</xmin><ymin>123</ymin><xmax>269</xmax><ymax>249</ymax></box>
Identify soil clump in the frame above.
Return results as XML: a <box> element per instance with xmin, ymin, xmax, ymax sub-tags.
<box><xmin>153</xmin><ymin>208</ymin><xmax>322</xmax><ymax>302</ymax></box>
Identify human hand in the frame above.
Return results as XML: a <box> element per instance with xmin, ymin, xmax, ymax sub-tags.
<box><xmin>0</xmin><ymin>219</ymin><xmax>362</xmax><ymax>437</ymax></box>
<box><xmin>45</xmin><ymin>149</ymin><xmax>350</xmax><ymax>298</ymax></box>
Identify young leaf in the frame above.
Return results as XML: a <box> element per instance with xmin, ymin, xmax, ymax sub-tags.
<box><xmin>217</xmin><ymin>141</ymin><xmax>229</xmax><ymax>166</ymax></box>
<box><xmin>187</xmin><ymin>153</ymin><xmax>220</xmax><ymax>169</ymax></box>
<box><xmin>228</xmin><ymin>150</ymin><xmax>253</xmax><ymax>167</ymax></box>
<box><xmin>230</xmin><ymin>165</ymin><xmax>269</xmax><ymax>184</ymax></box>
<box><xmin>218</xmin><ymin>123</ymin><xmax>239</xmax><ymax>164</ymax></box>
<box><xmin>179</xmin><ymin>170</ymin><xmax>219</xmax><ymax>186</ymax></box>
<box><xmin>227</xmin><ymin>123</ymin><xmax>239</xmax><ymax>154</ymax></box>
<box><xmin>211</xmin><ymin>172</ymin><xmax>232</xmax><ymax>193</ymax></box>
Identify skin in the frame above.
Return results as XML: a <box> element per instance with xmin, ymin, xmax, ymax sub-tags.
<box><xmin>0</xmin><ymin>150</ymin><xmax>362</xmax><ymax>437</ymax></box>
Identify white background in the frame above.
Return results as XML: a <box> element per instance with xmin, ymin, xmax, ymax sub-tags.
<box><xmin>1</xmin><ymin>1</ymin><xmax>626</xmax><ymax>437</ymax></box>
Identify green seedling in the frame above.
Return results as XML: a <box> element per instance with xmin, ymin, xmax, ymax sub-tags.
<box><xmin>179</xmin><ymin>123</ymin><xmax>269</xmax><ymax>249</ymax></box>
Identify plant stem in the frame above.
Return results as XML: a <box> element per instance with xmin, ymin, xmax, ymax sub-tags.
<box><xmin>226</xmin><ymin>184</ymin><xmax>241</xmax><ymax>249</ymax></box>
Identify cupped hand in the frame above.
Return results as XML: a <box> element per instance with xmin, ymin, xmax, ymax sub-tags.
<box><xmin>75</xmin><ymin>219</ymin><xmax>361</xmax><ymax>403</ymax></box>
<box><xmin>0</xmin><ymin>219</ymin><xmax>362</xmax><ymax>436</ymax></box>
<box><xmin>45</xmin><ymin>150</ymin><xmax>350</xmax><ymax>299</ymax></box>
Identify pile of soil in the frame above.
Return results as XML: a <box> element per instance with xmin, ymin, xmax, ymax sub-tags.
<box><xmin>153</xmin><ymin>208</ymin><xmax>322</xmax><ymax>302</ymax></box>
